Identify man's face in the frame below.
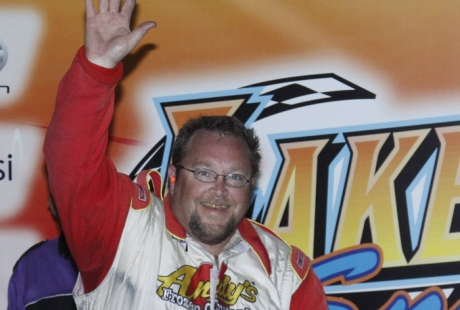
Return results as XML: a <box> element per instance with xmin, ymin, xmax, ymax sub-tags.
<box><xmin>168</xmin><ymin>130</ymin><xmax>254</xmax><ymax>248</ymax></box>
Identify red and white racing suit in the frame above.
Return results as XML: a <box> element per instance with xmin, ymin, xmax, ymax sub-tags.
<box><xmin>44</xmin><ymin>47</ymin><xmax>328</xmax><ymax>310</ymax></box>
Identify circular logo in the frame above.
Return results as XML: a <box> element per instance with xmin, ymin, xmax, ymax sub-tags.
<box><xmin>0</xmin><ymin>38</ymin><xmax>8</xmax><ymax>72</ymax></box>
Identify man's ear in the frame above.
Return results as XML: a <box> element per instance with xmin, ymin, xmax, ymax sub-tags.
<box><xmin>167</xmin><ymin>164</ymin><xmax>177</xmax><ymax>194</ymax></box>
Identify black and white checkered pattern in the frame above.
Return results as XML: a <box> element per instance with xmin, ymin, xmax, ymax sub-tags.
<box><xmin>242</xmin><ymin>73</ymin><xmax>376</xmax><ymax>120</ymax></box>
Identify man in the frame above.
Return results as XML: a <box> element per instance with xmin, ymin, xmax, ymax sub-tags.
<box><xmin>44</xmin><ymin>0</ymin><xmax>327</xmax><ymax>308</ymax></box>
<box><xmin>7</xmin><ymin>197</ymin><xmax>78</xmax><ymax>310</ymax></box>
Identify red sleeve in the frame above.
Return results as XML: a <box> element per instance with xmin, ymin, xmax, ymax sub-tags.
<box><xmin>44</xmin><ymin>47</ymin><xmax>136</xmax><ymax>292</ymax></box>
<box><xmin>290</xmin><ymin>266</ymin><xmax>328</xmax><ymax>309</ymax></box>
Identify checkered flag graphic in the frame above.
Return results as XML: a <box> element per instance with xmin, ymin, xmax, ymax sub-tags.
<box><xmin>242</xmin><ymin>73</ymin><xmax>376</xmax><ymax>120</ymax></box>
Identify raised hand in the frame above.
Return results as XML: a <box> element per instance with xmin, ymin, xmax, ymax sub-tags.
<box><xmin>85</xmin><ymin>0</ymin><xmax>156</xmax><ymax>68</ymax></box>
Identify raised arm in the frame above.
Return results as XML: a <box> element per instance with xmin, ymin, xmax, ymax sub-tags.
<box><xmin>44</xmin><ymin>0</ymin><xmax>155</xmax><ymax>292</ymax></box>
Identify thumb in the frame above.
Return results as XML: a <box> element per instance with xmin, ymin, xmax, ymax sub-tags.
<box><xmin>129</xmin><ymin>21</ymin><xmax>157</xmax><ymax>48</ymax></box>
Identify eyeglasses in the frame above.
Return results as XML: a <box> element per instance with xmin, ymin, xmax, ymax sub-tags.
<box><xmin>176</xmin><ymin>165</ymin><xmax>251</xmax><ymax>188</ymax></box>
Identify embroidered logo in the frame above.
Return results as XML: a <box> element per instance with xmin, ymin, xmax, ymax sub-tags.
<box><xmin>157</xmin><ymin>264</ymin><xmax>257</xmax><ymax>309</ymax></box>
<box><xmin>296</xmin><ymin>251</ymin><xmax>306</xmax><ymax>269</ymax></box>
<box><xmin>137</xmin><ymin>184</ymin><xmax>147</xmax><ymax>202</ymax></box>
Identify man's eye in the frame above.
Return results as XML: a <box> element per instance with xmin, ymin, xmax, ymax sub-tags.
<box><xmin>228</xmin><ymin>174</ymin><xmax>243</xmax><ymax>181</ymax></box>
<box><xmin>197</xmin><ymin>170</ymin><xmax>211</xmax><ymax>177</ymax></box>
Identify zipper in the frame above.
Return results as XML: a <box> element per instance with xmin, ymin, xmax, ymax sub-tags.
<box><xmin>210</xmin><ymin>255</ymin><xmax>220</xmax><ymax>309</ymax></box>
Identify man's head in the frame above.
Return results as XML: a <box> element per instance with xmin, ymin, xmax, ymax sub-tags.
<box><xmin>171</xmin><ymin>116</ymin><xmax>261</xmax><ymax>177</ymax></box>
<box><xmin>167</xmin><ymin>116</ymin><xmax>261</xmax><ymax>253</ymax></box>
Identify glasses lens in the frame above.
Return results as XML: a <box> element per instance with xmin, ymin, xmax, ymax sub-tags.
<box><xmin>225</xmin><ymin>174</ymin><xmax>248</xmax><ymax>188</ymax></box>
<box><xmin>188</xmin><ymin>167</ymin><xmax>249</xmax><ymax>188</ymax></box>
<box><xmin>193</xmin><ymin>168</ymin><xmax>217</xmax><ymax>183</ymax></box>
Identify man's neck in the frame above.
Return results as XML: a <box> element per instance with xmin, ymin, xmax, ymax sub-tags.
<box><xmin>201</xmin><ymin>242</ymin><xmax>227</xmax><ymax>256</ymax></box>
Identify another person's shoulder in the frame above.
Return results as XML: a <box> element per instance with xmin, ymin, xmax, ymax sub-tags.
<box><xmin>12</xmin><ymin>238</ymin><xmax>59</xmax><ymax>272</ymax></box>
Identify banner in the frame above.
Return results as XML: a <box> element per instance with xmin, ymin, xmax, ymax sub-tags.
<box><xmin>1</xmin><ymin>1</ymin><xmax>460</xmax><ymax>309</ymax></box>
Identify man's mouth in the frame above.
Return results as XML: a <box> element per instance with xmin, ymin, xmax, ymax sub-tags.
<box><xmin>202</xmin><ymin>202</ymin><xmax>229</xmax><ymax>210</ymax></box>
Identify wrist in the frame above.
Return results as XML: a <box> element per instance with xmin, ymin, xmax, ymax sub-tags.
<box><xmin>78</xmin><ymin>46</ymin><xmax>123</xmax><ymax>85</ymax></box>
<box><xmin>86</xmin><ymin>54</ymin><xmax>118</xmax><ymax>69</ymax></box>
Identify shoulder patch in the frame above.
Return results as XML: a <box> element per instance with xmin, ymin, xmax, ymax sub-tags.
<box><xmin>131</xmin><ymin>183</ymin><xmax>150</xmax><ymax>210</ymax></box>
<box><xmin>291</xmin><ymin>246</ymin><xmax>311</xmax><ymax>280</ymax></box>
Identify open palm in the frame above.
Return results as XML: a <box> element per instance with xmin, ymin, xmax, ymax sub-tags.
<box><xmin>85</xmin><ymin>0</ymin><xmax>156</xmax><ymax>68</ymax></box>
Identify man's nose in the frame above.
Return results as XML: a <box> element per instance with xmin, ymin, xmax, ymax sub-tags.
<box><xmin>210</xmin><ymin>175</ymin><xmax>229</xmax><ymax>196</ymax></box>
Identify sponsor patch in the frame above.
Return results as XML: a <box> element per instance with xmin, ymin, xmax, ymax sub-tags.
<box><xmin>137</xmin><ymin>184</ymin><xmax>147</xmax><ymax>202</ymax></box>
<box><xmin>291</xmin><ymin>246</ymin><xmax>310</xmax><ymax>280</ymax></box>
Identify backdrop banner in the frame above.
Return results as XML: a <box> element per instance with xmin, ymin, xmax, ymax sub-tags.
<box><xmin>1</xmin><ymin>1</ymin><xmax>460</xmax><ymax>309</ymax></box>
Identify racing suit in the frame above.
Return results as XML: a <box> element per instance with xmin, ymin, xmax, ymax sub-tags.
<box><xmin>44</xmin><ymin>46</ymin><xmax>328</xmax><ymax>309</ymax></box>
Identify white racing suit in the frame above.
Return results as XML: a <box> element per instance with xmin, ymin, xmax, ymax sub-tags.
<box><xmin>44</xmin><ymin>47</ymin><xmax>328</xmax><ymax>310</ymax></box>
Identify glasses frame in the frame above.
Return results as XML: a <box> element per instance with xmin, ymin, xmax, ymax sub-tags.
<box><xmin>175</xmin><ymin>165</ymin><xmax>251</xmax><ymax>188</ymax></box>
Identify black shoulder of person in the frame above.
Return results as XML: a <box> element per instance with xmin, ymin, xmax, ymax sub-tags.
<box><xmin>26</xmin><ymin>295</ymin><xmax>77</xmax><ymax>310</ymax></box>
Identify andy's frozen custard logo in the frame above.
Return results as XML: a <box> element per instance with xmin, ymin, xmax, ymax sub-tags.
<box><xmin>157</xmin><ymin>264</ymin><xmax>257</xmax><ymax>309</ymax></box>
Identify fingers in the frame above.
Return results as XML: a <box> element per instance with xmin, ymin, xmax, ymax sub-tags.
<box><xmin>109</xmin><ymin>0</ymin><xmax>122</xmax><ymax>12</ymax></box>
<box><xmin>121</xmin><ymin>0</ymin><xmax>136</xmax><ymax>16</ymax></box>
<box><xmin>85</xmin><ymin>0</ymin><xmax>96</xmax><ymax>17</ymax></box>
<box><xmin>89</xmin><ymin>0</ymin><xmax>135</xmax><ymax>15</ymax></box>
<box><xmin>91</xmin><ymin>0</ymin><xmax>121</xmax><ymax>13</ymax></box>
<box><xmin>98</xmin><ymin>0</ymin><xmax>109</xmax><ymax>13</ymax></box>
